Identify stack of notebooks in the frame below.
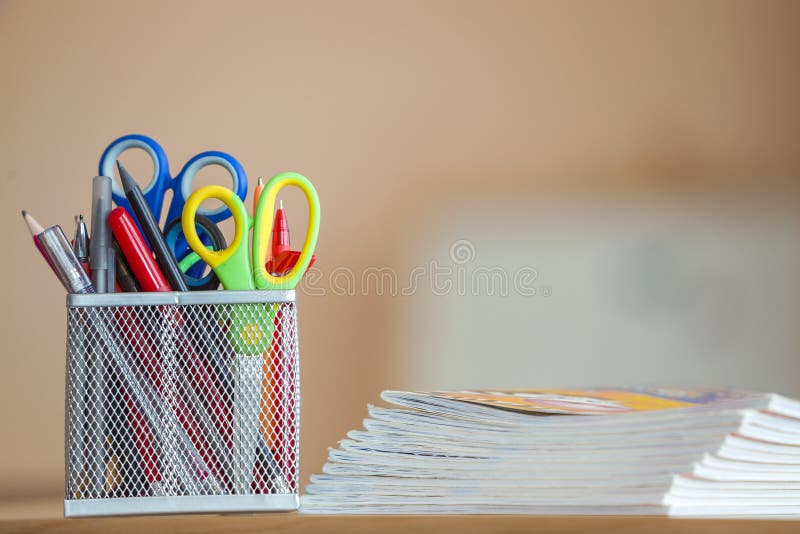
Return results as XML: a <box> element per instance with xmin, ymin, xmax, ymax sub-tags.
<box><xmin>301</xmin><ymin>387</ymin><xmax>800</xmax><ymax>517</ymax></box>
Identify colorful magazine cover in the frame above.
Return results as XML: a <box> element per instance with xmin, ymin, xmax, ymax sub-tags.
<box><xmin>430</xmin><ymin>387</ymin><xmax>755</xmax><ymax>415</ymax></box>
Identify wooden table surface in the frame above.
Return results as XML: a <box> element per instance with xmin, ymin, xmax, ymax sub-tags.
<box><xmin>3</xmin><ymin>514</ymin><xmax>799</xmax><ymax>533</ymax></box>
<box><xmin>0</xmin><ymin>499</ymin><xmax>797</xmax><ymax>533</ymax></box>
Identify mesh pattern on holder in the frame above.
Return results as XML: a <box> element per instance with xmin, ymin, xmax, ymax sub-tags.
<box><xmin>64</xmin><ymin>292</ymin><xmax>300</xmax><ymax>507</ymax></box>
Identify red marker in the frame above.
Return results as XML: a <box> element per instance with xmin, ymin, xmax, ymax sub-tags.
<box><xmin>109</xmin><ymin>207</ymin><xmax>229</xmax><ymax>487</ymax></box>
<box><xmin>107</xmin><ymin>208</ymin><xmax>170</xmax><ymax>491</ymax></box>
<box><xmin>108</xmin><ymin>208</ymin><xmax>171</xmax><ymax>292</ymax></box>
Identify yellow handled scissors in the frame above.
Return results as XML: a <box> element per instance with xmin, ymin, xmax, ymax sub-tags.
<box><xmin>182</xmin><ymin>171</ymin><xmax>320</xmax><ymax>354</ymax></box>
<box><xmin>182</xmin><ymin>172</ymin><xmax>319</xmax><ymax>293</ymax></box>
<box><xmin>182</xmin><ymin>172</ymin><xmax>319</xmax><ymax>493</ymax></box>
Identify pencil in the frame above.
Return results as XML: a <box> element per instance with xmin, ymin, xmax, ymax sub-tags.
<box><xmin>22</xmin><ymin>210</ymin><xmax>56</xmax><ymax>274</ymax></box>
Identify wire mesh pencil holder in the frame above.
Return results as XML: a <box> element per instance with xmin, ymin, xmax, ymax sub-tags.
<box><xmin>63</xmin><ymin>290</ymin><xmax>301</xmax><ymax>517</ymax></box>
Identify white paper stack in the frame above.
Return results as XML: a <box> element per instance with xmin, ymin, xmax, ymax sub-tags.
<box><xmin>301</xmin><ymin>388</ymin><xmax>800</xmax><ymax>517</ymax></box>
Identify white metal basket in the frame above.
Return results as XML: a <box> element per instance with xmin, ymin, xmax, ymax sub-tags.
<box><xmin>63</xmin><ymin>290</ymin><xmax>300</xmax><ymax>516</ymax></box>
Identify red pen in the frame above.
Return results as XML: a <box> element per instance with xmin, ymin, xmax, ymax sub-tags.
<box><xmin>267</xmin><ymin>250</ymin><xmax>316</xmax><ymax>277</ymax></box>
<box><xmin>272</xmin><ymin>200</ymin><xmax>291</xmax><ymax>259</ymax></box>
<box><xmin>261</xmin><ymin>202</ymin><xmax>315</xmax><ymax>480</ymax></box>
<box><xmin>254</xmin><ymin>180</ymin><xmax>316</xmax><ymax>275</ymax></box>
<box><xmin>265</xmin><ymin>201</ymin><xmax>316</xmax><ymax>276</ymax></box>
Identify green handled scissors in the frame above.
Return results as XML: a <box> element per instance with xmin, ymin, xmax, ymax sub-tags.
<box><xmin>182</xmin><ymin>172</ymin><xmax>319</xmax><ymax>494</ymax></box>
<box><xmin>182</xmin><ymin>172</ymin><xmax>320</xmax><ymax>354</ymax></box>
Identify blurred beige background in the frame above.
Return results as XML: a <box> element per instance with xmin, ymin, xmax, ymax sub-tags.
<box><xmin>1</xmin><ymin>0</ymin><xmax>800</xmax><ymax>505</ymax></box>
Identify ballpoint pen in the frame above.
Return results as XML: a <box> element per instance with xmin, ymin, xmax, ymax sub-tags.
<box><xmin>35</xmin><ymin>224</ymin><xmax>94</xmax><ymax>294</ymax></box>
<box><xmin>71</xmin><ymin>213</ymin><xmax>92</xmax><ymax>494</ymax></box>
<box><xmin>73</xmin><ymin>214</ymin><xmax>90</xmax><ymax>274</ymax></box>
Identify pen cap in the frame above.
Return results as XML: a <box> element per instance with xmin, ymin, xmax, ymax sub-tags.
<box><xmin>39</xmin><ymin>225</ymin><xmax>95</xmax><ymax>294</ymax></box>
<box><xmin>90</xmin><ymin>176</ymin><xmax>112</xmax><ymax>271</ymax></box>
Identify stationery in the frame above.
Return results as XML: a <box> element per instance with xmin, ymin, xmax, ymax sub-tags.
<box><xmin>164</xmin><ymin>214</ymin><xmax>225</xmax><ymax>290</ymax></box>
<box><xmin>109</xmin><ymin>206</ymin><xmax>230</xmax><ymax>489</ymax></box>
<box><xmin>90</xmin><ymin>176</ymin><xmax>114</xmax><ymax>293</ymax></box>
<box><xmin>182</xmin><ymin>173</ymin><xmax>319</xmax><ymax>493</ymax></box>
<box><xmin>108</xmin><ymin>208</ymin><xmax>171</xmax><ymax>292</ymax></box>
<box><xmin>112</xmin><ymin>239</ymin><xmax>141</xmax><ymax>292</ymax></box>
<box><xmin>22</xmin><ymin>210</ymin><xmax>56</xmax><ymax>275</ymax></box>
<box><xmin>100</xmin><ymin>134</ymin><xmax>247</xmax><ymax>284</ymax></box>
<box><xmin>303</xmin><ymin>388</ymin><xmax>800</xmax><ymax>517</ymax></box>
<box><xmin>72</xmin><ymin>214</ymin><xmax>90</xmax><ymax>273</ymax></box>
<box><xmin>24</xmin><ymin>137</ymin><xmax>319</xmax><ymax>514</ymax></box>
<box><xmin>116</xmin><ymin>161</ymin><xmax>189</xmax><ymax>292</ymax></box>
<box><xmin>100</xmin><ymin>133</ymin><xmax>248</xmax><ymax>228</ymax></box>
<box><xmin>37</xmin><ymin>223</ymin><xmax>95</xmax><ymax>294</ymax></box>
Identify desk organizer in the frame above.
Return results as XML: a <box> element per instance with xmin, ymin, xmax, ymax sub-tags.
<box><xmin>63</xmin><ymin>290</ymin><xmax>300</xmax><ymax>517</ymax></box>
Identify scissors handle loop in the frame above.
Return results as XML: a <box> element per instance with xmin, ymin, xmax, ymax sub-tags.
<box><xmin>100</xmin><ymin>134</ymin><xmax>170</xmax><ymax>217</ymax></box>
<box><xmin>169</xmin><ymin>152</ymin><xmax>248</xmax><ymax>224</ymax></box>
<box><xmin>182</xmin><ymin>185</ymin><xmax>255</xmax><ymax>290</ymax></box>
<box><xmin>252</xmin><ymin>172</ymin><xmax>320</xmax><ymax>290</ymax></box>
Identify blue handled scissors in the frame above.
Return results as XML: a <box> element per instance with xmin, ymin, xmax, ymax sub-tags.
<box><xmin>99</xmin><ymin>134</ymin><xmax>249</xmax><ymax>226</ymax></box>
<box><xmin>100</xmin><ymin>134</ymin><xmax>248</xmax><ymax>280</ymax></box>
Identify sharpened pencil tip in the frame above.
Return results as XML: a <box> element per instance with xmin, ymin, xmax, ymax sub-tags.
<box><xmin>116</xmin><ymin>160</ymin><xmax>134</xmax><ymax>191</ymax></box>
<box><xmin>258</xmin><ymin>177</ymin><xmax>263</xmax><ymax>186</ymax></box>
<box><xmin>22</xmin><ymin>210</ymin><xmax>45</xmax><ymax>236</ymax></box>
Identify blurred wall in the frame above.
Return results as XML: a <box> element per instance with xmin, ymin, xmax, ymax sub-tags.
<box><xmin>1</xmin><ymin>0</ymin><xmax>799</xmax><ymax>498</ymax></box>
